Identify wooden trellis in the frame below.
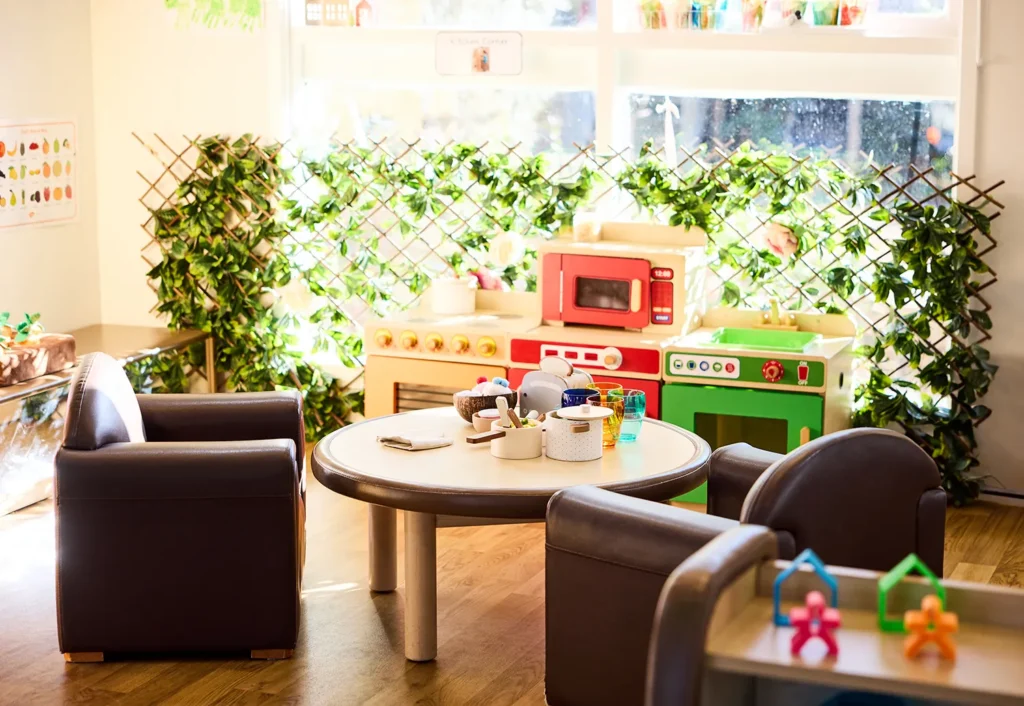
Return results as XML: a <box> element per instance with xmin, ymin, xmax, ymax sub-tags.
<box><xmin>134</xmin><ymin>132</ymin><xmax>1002</xmax><ymax>400</ymax></box>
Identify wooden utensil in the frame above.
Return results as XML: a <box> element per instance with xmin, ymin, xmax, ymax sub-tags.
<box><xmin>496</xmin><ymin>396</ymin><xmax>511</xmax><ymax>428</ymax></box>
<box><xmin>467</xmin><ymin>430</ymin><xmax>507</xmax><ymax>444</ymax></box>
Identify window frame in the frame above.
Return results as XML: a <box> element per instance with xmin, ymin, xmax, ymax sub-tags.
<box><xmin>274</xmin><ymin>0</ymin><xmax>979</xmax><ymax>173</ymax></box>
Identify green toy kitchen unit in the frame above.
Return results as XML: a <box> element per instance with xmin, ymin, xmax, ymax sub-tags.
<box><xmin>662</xmin><ymin>305</ymin><xmax>857</xmax><ymax>502</ymax></box>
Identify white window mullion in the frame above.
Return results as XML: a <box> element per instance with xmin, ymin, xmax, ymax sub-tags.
<box><xmin>595</xmin><ymin>0</ymin><xmax>615</xmax><ymax>150</ymax></box>
<box><xmin>954</xmin><ymin>0</ymin><xmax>979</xmax><ymax>176</ymax></box>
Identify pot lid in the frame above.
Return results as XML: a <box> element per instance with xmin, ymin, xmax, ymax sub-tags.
<box><xmin>556</xmin><ymin>404</ymin><xmax>614</xmax><ymax>421</ymax></box>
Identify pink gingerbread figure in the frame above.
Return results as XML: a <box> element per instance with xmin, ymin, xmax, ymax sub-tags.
<box><xmin>789</xmin><ymin>590</ymin><xmax>841</xmax><ymax>657</ymax></box>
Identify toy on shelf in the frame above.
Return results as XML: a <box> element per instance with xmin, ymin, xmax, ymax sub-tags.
<box><xmin>789</xmin><ymin>590</ymin><xmax>840</xmax><ymax>657</ymax></box>
<box><xmin>877</xmin><ymin>553</ymin><xmax>946</xmax><ymax>633</ymax></box>
<box><xmin>904</xmin><ymin>594</ymin><xmax>958</xmax><ymax>661</ymax></box>
<box><xmin>772</xmin><ymin>548</ymin><xmax>838</xmax><ymax>627</ymax></box>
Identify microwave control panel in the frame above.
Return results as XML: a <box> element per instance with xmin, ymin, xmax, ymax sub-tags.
<box><xmin>650</xmin><ymin>268</ymin><xmax>674</xmax><ymax>325</ymax></box>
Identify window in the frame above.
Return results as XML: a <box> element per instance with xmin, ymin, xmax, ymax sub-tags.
<box><xmin>287</xmin><ymin>0</ymin><xmax>969</xmax><ymax>169</ymax></box>
<box><xmin>628</xmin><ymin>95</ymin><xmax>955</xmax><ymax>176</ymax></box>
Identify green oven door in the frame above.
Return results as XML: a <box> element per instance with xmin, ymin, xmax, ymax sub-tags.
<box><xmin>663</xmin><ymin>383</ymin><xmax>824</xmax><ymax>503</ymax></box>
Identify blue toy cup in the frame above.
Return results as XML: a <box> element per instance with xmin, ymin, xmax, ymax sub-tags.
<box><xmin>562</xmin><ymin>388</ymin><xmax>593</xmax><ymax>408</ymax></box>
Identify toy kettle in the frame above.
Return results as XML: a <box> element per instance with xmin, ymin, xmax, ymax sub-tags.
<box><xmin>517</xmin><ymin>356</ymin><xmax>594</xmax><ymax>416</ymax></box>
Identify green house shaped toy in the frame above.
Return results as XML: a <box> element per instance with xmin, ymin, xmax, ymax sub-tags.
<box><xmin>877</xmin><ymin>553</ymin><xmax>946</xmax><ymax>633</ymax></box>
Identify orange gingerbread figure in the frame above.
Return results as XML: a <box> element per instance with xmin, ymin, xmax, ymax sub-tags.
<box><xmin>904</xmin><ymin>594</ymin><xmax>958</xmax><ymax>660</ymax></box>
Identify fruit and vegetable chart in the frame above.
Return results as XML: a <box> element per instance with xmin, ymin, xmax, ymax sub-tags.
<box><xmin>0</xmin><ymin>121</ymin><xmax>77</xmax><ymax>230</ymax></box>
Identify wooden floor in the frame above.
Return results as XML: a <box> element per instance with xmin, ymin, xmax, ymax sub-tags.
<box><xmin>1</xmin><ymin>474</ymin><xmax>1022</xmax><ymax>706</ymax></box>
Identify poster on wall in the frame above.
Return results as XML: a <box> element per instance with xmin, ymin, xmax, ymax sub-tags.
<box><xmin>435</xmin><ymin>32</ymin><xmax>523</xmax><ymax>76</ymax></box>
<box><xmin>0</xmin><ymin>120</ymin><xmax>78</xmax><ymax>230</ymax></box>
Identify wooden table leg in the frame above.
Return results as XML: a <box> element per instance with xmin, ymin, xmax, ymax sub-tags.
<box><xmin>204</xmin><ymin>336</ymin><xmax>217</xmax><ymax>393</ymax></box>
<box><xmin>404</xmin><ymin>510</ymin><xmax>437</xmax><ymax>662</ymax></box>
<box><xmin>369</xmin><ymin>505</ymin><xmax>397</xmax><ymax>592</ymax></box>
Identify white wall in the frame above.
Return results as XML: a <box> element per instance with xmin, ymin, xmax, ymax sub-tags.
<box><xmin>90</xmin><ymin>0</ymin><xmax>281</xmax><ymax>326</ymax></box>
<box><xmin>0</xmin><ymin>0</ymin><xmax>100</xmax><ymax>332</ymax></box>
<box><xmin>973</xmin><ymin>0</ymin><xmax>1024</xmax><ymax>494</ymax></box>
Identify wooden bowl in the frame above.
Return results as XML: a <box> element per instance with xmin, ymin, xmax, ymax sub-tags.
<box><xmin>453</xmin><ymin>390</ymin><xmax>517</xmax><ymax>424</ymax></box>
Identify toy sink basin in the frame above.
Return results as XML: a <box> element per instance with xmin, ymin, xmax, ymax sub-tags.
<box><xmin>704</xmin><ymin>327</ymin><xmax>822</xmax><ymax>353</ymax></box>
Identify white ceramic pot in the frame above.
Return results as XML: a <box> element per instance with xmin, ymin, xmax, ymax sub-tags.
<box><xmin>544</xmin><ymin>404</ymin><xmax>613</xmax><ymax>462</ymax></box>
<box><xmin>431</xmin><ymin>277</ymin><xmax>477</xmax><ymax>315</ymax></box>
<box><xmin>489</xmin><ymin>420</ymin><xmax>543</xmax><ymax>460</ymax></box>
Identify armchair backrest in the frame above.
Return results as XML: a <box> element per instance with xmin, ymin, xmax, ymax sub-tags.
<box><xmin>739</xmin><ymin>428</ymin><xmax>944</xmax><ymax>574</ymax></box>
<box><xmin>63</xmin><ymin>352</ymin><xmax>146</xmax><ymax>450</ymax></box>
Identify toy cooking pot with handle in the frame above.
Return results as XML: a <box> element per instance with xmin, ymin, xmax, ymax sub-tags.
<box><xmin>465</xmin><ymin>397</ymin><xmax>542</xmax><ymax>460</ymax></box>
<box><xmin>544</xmin><ymin>404</ymin><xmax>613</xmax><ymax>462</ymax></box>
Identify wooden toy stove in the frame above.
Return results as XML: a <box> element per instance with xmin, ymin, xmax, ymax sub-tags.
<box><xmin>363</xmin><ymin>289</ymin><xmax>540</xmax><ymax>418</ymax></box>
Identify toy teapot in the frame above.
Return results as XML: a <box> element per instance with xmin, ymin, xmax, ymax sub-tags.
<box><xmin>517</xmin><ymin>356</ymin><xmax>594</xmax><ymax>417</ymax></box>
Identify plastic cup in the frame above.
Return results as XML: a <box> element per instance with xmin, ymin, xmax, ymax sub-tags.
<box><xmin>611</xmin><ymin>389</ymin><xmax>646</xmax><ymax>442</ymax></box>
<box><xmin>586</xmin><ymin>393</ymin><xmax>624</xmax><ymax>448</ymax></box>
<box><xmin>562</xmin><ymin>388</ymin><xmax>594</xmax><ymax>408</ymax></box>
<box><xmin>586</xmin><ymin>381</ymin><xmax>624</xmax><ymax>395</ymax></box>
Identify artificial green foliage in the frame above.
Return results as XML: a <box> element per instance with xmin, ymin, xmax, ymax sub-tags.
<box><xmin>164</xmin><ymin>0</ymin><xmax>263</xmax><ymax>29</ymax></box>
<box><xmin>143</xmin><ymin>136</ymin><xmax>997</xmax><ymax>504</ymax></box>
<box><xmin>619</xmin><ymin>142</ymin><xmax>996</xmax><ymax>505</ymax></box>
<box><xmin>281</xmin><ymin>143</ymin><xmax>597</xmax><ymax>307</ymax></box>
<box><xmin>853</xmin><ymin>201</ymin><xmax>997</xmax><ymax>503</ymax></box>
<box><xmin>142</xmin><ymin>135</ymin><xmax>362</xmax><ymax>441</ymax></box>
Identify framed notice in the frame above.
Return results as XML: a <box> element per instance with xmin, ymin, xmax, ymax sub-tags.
<box><xmin>435</xmin><ymin>32</ymin><xmax>523</xmax><ymax>76</ymax></box>
<box><xmin>0</xmin><ymin>120</ymin><xmax>78</xmax><ymax>230</ymax></box>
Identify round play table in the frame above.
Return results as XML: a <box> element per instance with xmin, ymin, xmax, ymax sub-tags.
<box><xmin>312</xmin><ymin>406</ymin><xmax>709</xmax><ymax>661</ymax></box>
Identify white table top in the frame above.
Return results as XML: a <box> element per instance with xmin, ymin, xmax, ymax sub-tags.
<box><xmin>312</xmin><ymin>407</ymin><xmax>710</xmax><ymax>518</ymax></box>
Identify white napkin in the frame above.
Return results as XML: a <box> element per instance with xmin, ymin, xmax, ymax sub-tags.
<box><xmin>377</xmin><ymin>434</ymin><xmax>453</xmax><ymax>452</ymax></box>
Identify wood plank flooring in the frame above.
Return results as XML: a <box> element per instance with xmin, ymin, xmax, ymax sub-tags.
<box><xmin>0</xmin><ymin>472</ymin><xmax>1022</xmax><ymax>706</ymax></box>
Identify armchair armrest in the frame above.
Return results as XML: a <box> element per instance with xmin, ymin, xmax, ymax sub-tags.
<box><xmin>645</xmin><ymin>525</ymin><xmax>778</xmax><ymax>706</ymax></box>
<box><xmin>55</xmin><ymin>440</ymin><xmax>298</xmax><ymax>500</ymax></box>
<box><xmin>707</xmin><ymin>443</ymin><xmax>782</xmax><ymax>520</ymax></box>
<box><xmin>545</xmin><ymin>487</ymin><xmax>739</xmax><ymax>706</ymax></box>
<box><xmin>548</xmin><ymin>486</ymin><xmax>739</xmax><ymax>574</ymax></box>
<box><xmin>136</xmin><ymin>392</ymin><xmax>305</xmax><ymax>470</ymax></box>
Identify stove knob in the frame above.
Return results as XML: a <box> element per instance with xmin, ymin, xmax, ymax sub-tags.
<box><xmin>451</xmin><ymin>334</ymin><xmax>470</xmax><ymax>353</ymax></box>
<box><xmin>762</xmin><ymin>359</ymin><xmax>785</xmax><ymax>383</ymax></box>
<box><xmin>425</xmin><ymin>333</ymin><xmax>443</xmax><ymax>352</ymax></box>
<box><xmin>477</xmin><ymin>337</ymin><xmax>497</xmax><ymax>358</ymax></box>
<box><xmin>601</xmin><ymin>346</ymin><xmax>623</xmax><ymax>371</ymax></box>
<box><xmin>375</xmin><ymin>329</ymin><xmax>393</xmax><ymax>348</ymax></box>
<box><xmin>400</xmin><ymin>331</ymin><xmax>418</xmax><ymax>350</ymax></box>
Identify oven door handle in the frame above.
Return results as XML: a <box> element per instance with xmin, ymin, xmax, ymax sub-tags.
<box><xmin>799</xmin><ymin>426</ymin><xmax>811</xmax><ymax>446</ymax></box>
<box><xmin>629</xmin><ymin>279</ymin><xmax>643</xmax><ymax>313</ymax></box>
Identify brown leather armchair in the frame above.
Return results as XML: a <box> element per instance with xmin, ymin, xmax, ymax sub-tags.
<box><xmin>545</xmin><ymin>428</ymin><xmax>945</xmax><ymax>706</ymax></box>
<box><xmin>55</xmin><ymin>352</ymin><xmax>306</xmax><ymax>662</ymax></box>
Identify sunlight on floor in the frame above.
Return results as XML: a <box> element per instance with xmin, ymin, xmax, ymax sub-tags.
<box><xmin>0</xmin><ymin>501</ymin><xmax>55</xmax><ymax>584</ymax></box>
<box><xmin>301</xmin><ymin>581</ymin><xmax>361</xmax><ymax>596</ymax></box>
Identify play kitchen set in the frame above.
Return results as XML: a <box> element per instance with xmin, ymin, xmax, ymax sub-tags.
<box><xmin>363</xmin><ymin>222</ymin><xmax>856</xmax><ymax>489</ymax></box>
<box><xmin>662</xmin><ymin>302</ymin><xmax>856</xmax><ymax>501</ymax></box>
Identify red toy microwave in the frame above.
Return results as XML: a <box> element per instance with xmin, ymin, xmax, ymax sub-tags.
<box><xmin>538</xmin><ymin>221</ymin><xmax>707</xmax><ymax>335</ymax></box>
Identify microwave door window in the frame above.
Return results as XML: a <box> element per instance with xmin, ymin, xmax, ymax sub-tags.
<box><xmin>575</xmin><ymin>277</ymin><xmax>630</xmax><ymax>312</ymax></box>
